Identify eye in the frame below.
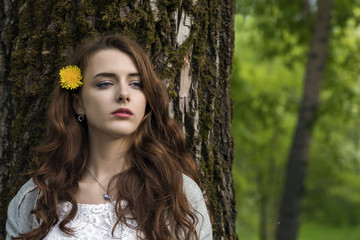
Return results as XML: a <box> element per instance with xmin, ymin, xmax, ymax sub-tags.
<box><xmin>96</xmin><ymin>81</ymin><xmax>113</xmax><ymax>88</ymax></box>
<box><xmin>130</xmin><ymin>81</ymin><xmax>143</xmax><ymax>89</ymax></box>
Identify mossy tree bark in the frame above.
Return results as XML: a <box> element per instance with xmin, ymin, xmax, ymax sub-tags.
<box><xmin>0</xmin><ymin>0</ymin><xmax>236</xmax><ymax>238</ymax></box>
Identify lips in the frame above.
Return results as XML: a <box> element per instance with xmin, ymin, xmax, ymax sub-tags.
<box><xmin>112</xmin><ymin>108</ymin><xmax>133</xmax><ymax>118</ymax></box>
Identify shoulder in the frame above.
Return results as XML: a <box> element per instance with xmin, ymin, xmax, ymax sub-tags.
<box><xmin>182</xmin><ymin>174</ymin><xmax>204</xmax><ymax>205</ymax></box>
<box><xmin>6</xmin><ymin>178</ymin><xmax>40</xmax><ymax>239</ymax></box>
<box><xmin>8</xmin><ymin>178</ymin><xmax>38</xmax><ymax>209</ymax></box>
<box><xmin>181</xmin><ymin>174</ymin><xmax>213</xmax><ymax>239</ymax></box>
<box><xmin>10</xmin><ymin>178</ymin><xmax>39</xmax><ymax>211</ymax></box>
<box><xmin>14</xmin><ymin>178</ymin><xmax>38</xmax><ymax>200</ymax></box>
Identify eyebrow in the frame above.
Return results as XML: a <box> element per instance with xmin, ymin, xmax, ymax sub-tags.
<box><xmin>129</xmin><ymin>73</ymin><xmax>140</xmax><ymax>77</ymax></box>
<box><xmin>93</xmin><ymin>72</ymin><xmax>140</xmax><ymax>78</ymax></box>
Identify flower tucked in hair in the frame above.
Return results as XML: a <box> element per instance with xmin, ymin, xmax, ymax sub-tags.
<box><xmin>59</xmin><ymin>65</ymin><xmax>83</xmax><ymax>90</ymax></box>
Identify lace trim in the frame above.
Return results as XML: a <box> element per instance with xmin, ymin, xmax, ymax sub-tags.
<box><xmin>43</xmin><ymin>201</ymin><xmax>139</xmax><ymax>240</ymax></box>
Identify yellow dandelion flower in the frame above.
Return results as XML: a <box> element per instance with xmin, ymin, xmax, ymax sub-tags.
<box><xmin>59</xmin><ymin>65</ymin><xmax>83</xmax><ymax>90</ymax></box>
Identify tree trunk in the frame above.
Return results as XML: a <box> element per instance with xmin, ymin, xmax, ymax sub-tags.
<box><xmin>0</xmin><ymin>0</ymin><xmax>237</xmax><ymax>239</ymax></box>
<box><xmin>275</xmin><ymin>0</ymin><xmax>333</xmax><ymax>239</ymax></box>
<box><xmin>259</xmin><ymin>188</ymin><xmax>268</xmax><ymax>240</ymax></box>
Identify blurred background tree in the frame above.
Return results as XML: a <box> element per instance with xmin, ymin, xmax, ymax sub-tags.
<box><xmin>232</xmin><ymin>0</ymin><xmax>360</xmax><ymax>239</ymax></box>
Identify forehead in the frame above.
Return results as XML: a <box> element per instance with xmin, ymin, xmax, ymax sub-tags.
<box><xmin>84</xmin><ymin>49</ymin><xmax>139</xmax><ymax>75</ymax></box>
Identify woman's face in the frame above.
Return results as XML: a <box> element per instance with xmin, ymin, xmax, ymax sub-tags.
<box><xmin>75</xmin><ymin>49</ymin><xmax>147</xmax><ymax>140</ymax></box>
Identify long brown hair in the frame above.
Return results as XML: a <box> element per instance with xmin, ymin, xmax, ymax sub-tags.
<box><xmin>19</xmin><ymin>35</ymin><xmax>202</xmax><ymax>240</ymax></box>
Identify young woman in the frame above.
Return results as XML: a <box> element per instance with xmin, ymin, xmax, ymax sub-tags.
<box><xmin>6</xmin><ymin>35</ymin><xmax>212</xmax><ymax>240</ymax></box>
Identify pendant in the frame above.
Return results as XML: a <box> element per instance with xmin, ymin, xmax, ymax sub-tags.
<box><xmin>103</xmin><ymin>194</ymin><xmax>112</xmax><ymax>201</ymax></box>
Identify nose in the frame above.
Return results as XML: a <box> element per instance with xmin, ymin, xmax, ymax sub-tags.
<box><xmin>116</xmin><ymin>82</ymin><xmax>130</xmax><ymax>103</ymax></box>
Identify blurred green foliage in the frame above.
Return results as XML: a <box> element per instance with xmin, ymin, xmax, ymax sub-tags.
<box><xmin>232</xmin><ymin>0</ymin><xmax>360</xmax><ymax>239</ymax></box>
<box><xmin>298</xmin><ymin>222</ymin><xmax>360</xmax><ymax>240</ymax></box>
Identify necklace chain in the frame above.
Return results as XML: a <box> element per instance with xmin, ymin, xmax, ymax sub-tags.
<box><xmin>85</xmin><ymin>167</ymin><xmax>114</xmax><ymax>201</ymax></box>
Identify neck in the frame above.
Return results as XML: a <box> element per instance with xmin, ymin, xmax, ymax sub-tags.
<box><xmin>86</xmin><ymin>132</ymin><xmax>133</xmax><ymax>180</ymax></box>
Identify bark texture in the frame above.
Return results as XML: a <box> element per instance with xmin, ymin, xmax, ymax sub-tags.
<box><xmin>0</xmin><ymin>0</ymin><xmax>236</xmax><ymax>239</ymax></box>
<box><xmin>275</xmin><ymin>0</ymin><xmax>333</xmax><ymax>239</ymax></box>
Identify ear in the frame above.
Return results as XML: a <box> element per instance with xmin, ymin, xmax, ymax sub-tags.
<box><xmin>72</xmin><ymin>93</ymin><xmax>85</xmax><ymax>115</ymax></box>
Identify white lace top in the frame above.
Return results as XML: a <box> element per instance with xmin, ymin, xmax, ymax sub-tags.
<box><xmin>43</xmin><ymin>201</ymin><xmax>139</xmax><ymax>240</ymax></box>
<box><xmin>7</xmin><ymin>174</ymin><xmax>213</xmax><ymax>239</ymax></box>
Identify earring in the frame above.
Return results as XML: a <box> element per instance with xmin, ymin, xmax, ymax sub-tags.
<box><xmin>78</xmin><ymin>112</ymin><xmax>85</xmax><ymax>122</ymax></box>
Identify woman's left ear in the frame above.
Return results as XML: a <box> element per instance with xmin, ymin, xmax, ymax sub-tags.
<box><xmin>72</xmin><ymin>93</ymin><xmax>84</xmax><ymax>115</ymax></box>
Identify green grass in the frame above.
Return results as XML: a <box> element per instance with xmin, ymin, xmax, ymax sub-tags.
<box><xmin>298</xmin><ymin>222</ymin><xmax>360</xmax><ymax>240</ymax></box>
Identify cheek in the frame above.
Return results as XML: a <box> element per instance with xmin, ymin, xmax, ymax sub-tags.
<box><xmin>81</xmin><ymin>94</ymin><xmax>109</xmax><ymax>113</ymax></box>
